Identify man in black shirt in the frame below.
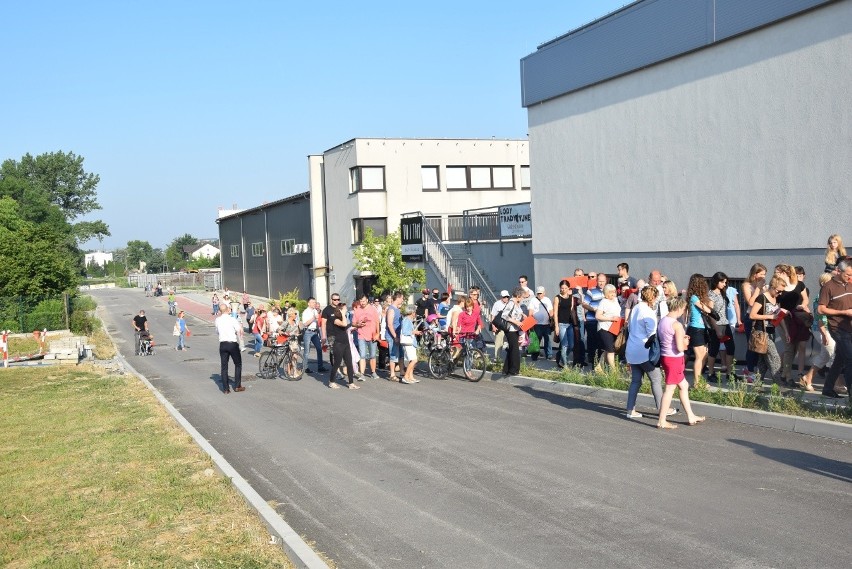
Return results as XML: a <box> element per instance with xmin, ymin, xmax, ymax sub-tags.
<box><xmin>132</xmin><ymin>310</ymin><xmax>148</xmax><ymax>355</ymax></box>
<box><xmin>415</xmin><ymin>288</ymin><xmax>435</xmax><ymax>319</ymax></box>
<box><xmin>322</xmin><ymin>293</ymin><xmax>357</xmax><ymax>389</ymax></box>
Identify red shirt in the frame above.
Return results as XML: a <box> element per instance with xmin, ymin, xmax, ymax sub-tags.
<box><xmin>353</xmin><ymin>305</ymin><xmax>379</xmax><ymax>341</ymax></box>
<box><xmin>457</xmin><ymin>310</ymin><xmax>479</xmax><ymax>335</ymax></box>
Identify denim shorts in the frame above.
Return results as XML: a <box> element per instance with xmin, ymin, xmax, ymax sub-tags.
<box><xmin>358</xmin><ymin>338</ymin><xmax>378</xmax><ymax>359</ymax></box>
<box><xmin>387</xmin><ymin>335</ymin><xmax>399</xmax><ymax>362</ymax></box>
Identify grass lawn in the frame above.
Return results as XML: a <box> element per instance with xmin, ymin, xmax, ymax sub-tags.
<box><xmin>0</xmin><ymin>365</ymin><xmax>294</xmax><ymax>568</ymax></box>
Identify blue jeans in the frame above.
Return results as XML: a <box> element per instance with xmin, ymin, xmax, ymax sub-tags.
<box><xmin>253</xmin><ymin>332</ymin><xmax>263</xmax><ymax>353</ymax></box>
<box><xmin>177</xmin><ymin>331</ymin><xmax>186</xmax><ymax>350</ymax></box>
<box><xmin>626</xmin><ymin>361</ymin><xmax>664</xmax><ymax>412</ymax></box>
<box><xmin>557</xmin><ymin>323</ymin><xmax>575</xmax><ymax>367</ymax></box>
<box><xmin>357</xmin><ymin>338</ymin><xmax>378</xmax><ymax>360</ymax></box>
<box><xmin>303</xmin><ymin>329</ymin><xmax>325</xmax><ymax>369</ymax></box>
<box><xmin>534</xmin><ymin>324</ymin><xmax>552</xmax><ymax>359</ymax></box>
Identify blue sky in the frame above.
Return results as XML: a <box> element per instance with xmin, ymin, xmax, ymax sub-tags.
<box><xmin>1</xmin><ymin>1</ymin><xmax>627</xmax><ymax>250</ymax></box>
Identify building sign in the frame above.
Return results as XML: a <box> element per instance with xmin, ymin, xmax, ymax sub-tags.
<box><xmin>400</xmin><ymin>216</ymin><xmax>424</xmax><ymax>263</ymax></box>
<box><xmin>499</xmin><ymin>204</ymin><xmax>531</xmax><ymax>237</ymax></box>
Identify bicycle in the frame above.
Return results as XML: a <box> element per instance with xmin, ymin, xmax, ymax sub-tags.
<box><xmin>428</xmin><ymin>331</ymin><xmax>488</xmax><ymax>382</ymax></box>
<box><xmin>258</xmin><ymin>333</ymin><xmax>304</xmax><ymax>380</ymax></box>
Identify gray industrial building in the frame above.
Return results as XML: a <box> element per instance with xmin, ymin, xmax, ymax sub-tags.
<box><xmin>217</xmin><ymin>192</ymin><xmax>313</xmax><ymax>299</ymax></box>
<box><xmin>522</xmin><ymin>0</ymin><xmax>851</xmax><ymax>290</ymax></box>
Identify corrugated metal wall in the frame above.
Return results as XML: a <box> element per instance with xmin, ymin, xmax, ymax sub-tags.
<box><xmin>521</xmin><ymin>0</ymin><xmax>835</xmax><ymax>106</ymax></box>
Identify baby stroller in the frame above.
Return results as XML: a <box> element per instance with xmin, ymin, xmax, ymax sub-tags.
<box><xmin>138</xmin><ymin>331</ymin><xmax>155</xmax><ymax>356</ymax></box>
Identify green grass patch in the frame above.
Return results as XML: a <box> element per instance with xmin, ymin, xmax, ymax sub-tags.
<box><xmin>0</xmin><ymin>366</ymin><xmax>294</xmax><ymax>568</ymax></box>
<box><xmin>506</xmin><ymin>358</ymin><xmax>851</xmax><ymax>424</ymax></box>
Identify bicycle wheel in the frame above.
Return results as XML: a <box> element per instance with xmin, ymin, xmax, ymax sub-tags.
<box><xmin>463</xmin><ymin>348</ymin><xmax>488</xmax><ymax>382</ymax></box>
<box><xmin>428</xmin><ymin>349</ymin><xmax>452</xmax><ymax>379</ymax></box>
<box><xmin>258</xmin><ymin>351</ymin><xmax>279</xmax><ymax>379</ymax></box>
<box><xmin>283</xmin><ymin>351</ymin><xmax>305</xmax><ymax>381</ymax></box>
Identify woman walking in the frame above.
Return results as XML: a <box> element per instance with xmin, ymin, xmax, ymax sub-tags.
<box><xmin>553</xmin><ymin>280</ymin><xmax>576</xmax><ymax>370</ymax></box>
<box><xmin>625</xmin><ymin>286</ymin><xmax>668</xmax><ymax>419</ymax></box>
<box><xmin>707</xmin><ymin>272</ymin><xmax>735</xmax><ymax>378</ymax></box>
<box><xmin>175</xmin><ymin>310</ymin><xmax>189</xmax><ymax>351</ymax></box>
<box><xmin>657</xmin><ymin>297</ymin><xmax>705</xmax><ymax>428</ymax></box>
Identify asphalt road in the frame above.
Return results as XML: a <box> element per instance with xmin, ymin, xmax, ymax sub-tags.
<box><xmin>94</xmin><ymin>288</ymin><xmax>852</xmax><ymax>569</ymax></box>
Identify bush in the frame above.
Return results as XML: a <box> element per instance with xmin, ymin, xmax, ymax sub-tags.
<box><xmin>27</xmin><ymin>299</ymin><xmax>66</xmax><ymax>331</ymax></box>
<box><xmin>69</xmin><ymin>310</ymin><xmax>100</xmax><ymax>336</ymax></box>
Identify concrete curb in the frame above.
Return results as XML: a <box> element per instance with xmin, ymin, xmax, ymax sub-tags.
<box><xmin>117</xmin><ymin>353</ymin><xmax>331</xmax><ymax>569</ymax></box>
<box><xmin>483</xmin><ymin>371</ymin><xmax>852</xmax><ymax>442</ymax></box>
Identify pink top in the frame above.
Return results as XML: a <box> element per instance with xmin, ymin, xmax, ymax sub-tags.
<box><xmin>658</xmin><ymin>316</ymin><xmax>682</xmax><ymax>358</ymax></box>
<box><xmin>457</xmin><ymin>311</ymin><xmax>479</xmax><ymax>335</ymax></box>
<box><xmin>353</xmin><ymin>306</ymin><xmax>379</xmax><ymax>341</ymax></box>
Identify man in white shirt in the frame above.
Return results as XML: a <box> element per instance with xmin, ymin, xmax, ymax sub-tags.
<box><xmin>215</xmin><ymin>303</ymin><xmax>245</xmax><ymax>393</ymax></box>
<box><xmin>301</xmin><ymin>297</ymin><xmax>329</xmax><ymax>373</ymax></box>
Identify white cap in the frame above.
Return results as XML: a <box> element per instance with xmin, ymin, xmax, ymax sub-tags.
<box><xmin>500</xmin><ymin>290</ymin><xmax>510</xmax><ymax>297</ymax></box>
<box><xmin>536</xmin><ymin>286</ymin><xmax>546</xmax><ymax>294</ymax></box>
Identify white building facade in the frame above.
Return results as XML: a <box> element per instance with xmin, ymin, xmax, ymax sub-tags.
<box><xmin>309</xmin><ymin>138</ymin><xmax>530</xmax><ymax>303</ymax></box>
<box><xmin>521</xmin><ymin>0</ymin><xmax>851</xmax><ymax>289</ymax></box>
<box><xmin>84</xmin><ymin>251</ymin><xmax>113</xmax><ymax>267</ymax></box>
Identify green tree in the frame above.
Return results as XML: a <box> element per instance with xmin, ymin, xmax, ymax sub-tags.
<box><xmin>0</xmin><ymin>197</ymin><xmax>78</xmax><ymax>297</ymax></box>
<box><xmin>353</xmin><ymin>228</ymin><xmax>425</xmax><ymax>297</ymax></box>
<box><xmin>0</xmin><ymin>151</ymin><xmax>109</xmax><ymax>244</ymax></box>
<box><xmin>125</xmin><ymin>240</ymin><xmax>154</xmax><ymax>270</ymax></box>
<box><xmin>186</xmin><ymin>253</ymin><xmax>220</xmax><ymax>270</ymax></box>
<box><xmin>165</xmin><ymin>233</ymin><xmax>199</xmax><ymax>270</ymax></box>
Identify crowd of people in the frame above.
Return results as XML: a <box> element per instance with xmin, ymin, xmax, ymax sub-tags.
<box><xmin>164</xmin><ymin>234</ymin><xmax>852</xmax><ymax>410</ymax></box>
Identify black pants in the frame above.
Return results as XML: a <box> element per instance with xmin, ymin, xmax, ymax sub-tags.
<box><xmin>586</xmin><ymin>322</ymin><xmax>603</xmax><ymax>365</ymax></box>
<box><xmin>329</xmin><ymin>339</ymin><xmax>355</xmax><ymax>384</ymax></box>
<box><xmin>574</xmin><ymin>327</ymin><xmax>587</xmax><ymax>365</ymax></box>
<box><xmin>503</xmin><ymin>330</ymin><xmax>520</xmax><ymax>375</ymax></box>
<box><xmin>219</xmin><ymin>341</ymin><xmax>242</xmax><ymax>390</ymax></box>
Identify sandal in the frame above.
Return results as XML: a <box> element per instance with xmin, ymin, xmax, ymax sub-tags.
<box><xmin>328</xmin><ymin>382</ymin><xmax>341</xmax><ymax>389</ymax></box>
<box><xmin>348</xmin><ymin>383</ymin><xmax>360</xmax><ymax>389</ymax></box>
<box><xmin>388</xmin><ymin>375</ymin><xmax>400</xmax><ymax>382</ymax></box>
<box><xmin>656</xmin><ymin>422</ymin><xmax>678</xmax><ymax>429</ymax></box>
<box><xmin>687</xmin><ymin>416</ymin><xmax>706</xmax><ymax>426</ymax></box>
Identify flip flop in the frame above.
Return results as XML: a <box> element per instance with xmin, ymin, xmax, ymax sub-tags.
<box><xmin>348</xmin><ymin>383</ymin><xmax>360</xmax><ymax>389</ymax></box>
<box><xmin>688</xmin><ymin>416</ymin><xmax>706</xmax><ymax>426</ymax></box>
<box><xmin>657</xmin><ymin>423</ymin><xmax>678</xmax><ymax>429</ymax></box>
<box><xmin>329</xmin><ymin>383</ymin><xmax>341</xmax><ymax>389</ymax></box>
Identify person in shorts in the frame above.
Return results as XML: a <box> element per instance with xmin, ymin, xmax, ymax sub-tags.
<box><xmin>353</xmin><ymin>294</ymin><xmax>380</xmax><ymax>379</ymax></box>
<box><xmin>656</xmin><ymin>297</ymin><xmax>704</xmax><ymax>428</ymax></box>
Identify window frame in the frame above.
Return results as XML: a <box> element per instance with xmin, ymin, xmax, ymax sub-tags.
<box><xmin>349</xmin><ymin>166</ymin><xmax>386</xmax><ymax>194</ymax></box>
<box><xmin>352</xmin><ymin>217</ymin><xmax>388</xmax><ymax>245</ymax></box>
<box><xmin>251</xmin><ymin>242</ymin><xmax>264</xmax><ymax>257</ymax></box>
<box><xmin>445</xmin><ymin>165</ymin><xmax>516</xmax><ymax>191</ymax></box>
<box><xmin>230</xmin><ymin>245</ymin><xmax>240</xmax><ymax>258</ymax></box>
<box><xmin>280</xmin><ymin>238</ymin><xmax>295</xmax><ymax>256</ymax></box>
<box><xmin>421</xmin><ymin>165</ymin><xmax>440</xmax><ymax>192</ymax></box>
<box><xmin>521</xmin><ymin>165</ymin><xmax>531</xmax><ymax>190</ymax></box>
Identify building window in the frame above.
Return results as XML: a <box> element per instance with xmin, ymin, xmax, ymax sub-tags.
<box><xmin>445</xmin><ymin>166</ymin><xmax>515</xmax><ymax>190</ymax></box>
<box><xmin>251</xmin><ymin>242</ymin><xmax>264</xmax><ymax>257</ymax></box>
<box><xmin>421</xmin><ymin>166</ymin><xmax>439</xmax><ymax>191</ymax></box>
<box><xmin>521</xmin><ymin>165</ymin><xmax>530</xmax><ymax>189</ymax></box>
<box><xmin>352</xmin><ymin>217</ymin><xmax>387</xmax><ymax>244</ymax></box>
<box><xmin>281</xmin><ymin>239</ymin><xmax>295</xmax><ymax>256</ymax></box>
<box><xmin>350</xmin><ymin>166</ymin><xmax>386</xmax><ymax>194</ymax></box>
<box><xmin>230</xmin><ymin>245</ymin><xmax>239</xmax><ymax>258</ymax></box>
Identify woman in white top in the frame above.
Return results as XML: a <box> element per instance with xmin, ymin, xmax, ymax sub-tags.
<box><xmin>595</xmin><ymin>284</ymin><xmax>621</xmax><ymax>369</ymax></box>
<box><xmin>624</xmin><ymin>286</ymin><xmax>668</xmax><ymax>419</ymax></box>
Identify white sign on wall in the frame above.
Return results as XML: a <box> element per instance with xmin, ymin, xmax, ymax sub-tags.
<box><xmin>499</xmin><ymin>204</ymin><xmax>531</xmax><ymax>237</ymax></box>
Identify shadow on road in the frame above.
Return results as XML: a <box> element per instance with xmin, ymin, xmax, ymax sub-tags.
<box><xmin>728</xmin><ymin>439</ymin><xmax>852</xmax><ymax>483</ymax></box>
<box><xmin>513</xmin><ymin>384</ymin><xmax>625</xmax><ymax>419</ymax></box>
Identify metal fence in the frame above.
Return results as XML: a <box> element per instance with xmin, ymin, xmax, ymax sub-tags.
<box><xmin>0</xmin><ymin>294</ymin><xmax>69</xmax><ymax>333</ymax></box>
<box><xmin>127</xmin><ymin>270</ymin><xmax>221</xmax><ymax>291</ymax></box>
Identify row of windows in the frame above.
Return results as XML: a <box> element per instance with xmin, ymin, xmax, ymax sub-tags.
<box><xmin>228</xmin><ymin>239</ymin><xmax>306</xmax><ymax>258</ymax></box>
<box><xmin>349</xmin><ymin>165</ymin><xmax>530</xmax><ymax>193</ymax></box>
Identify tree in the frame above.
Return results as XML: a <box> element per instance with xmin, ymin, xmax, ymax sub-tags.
<box><xmin>165</xmin><ymin>233</ymin><xmax>199</xmax><ymax>270</ymax></box>
<box><xmin>125</xmin><ymin>240</ymin><xmax>154</xmax><ymax>270</ymax></box>
<box><xmin>0</xmin><ymin>197</ymin><xmax>78</xmax><ymax>297</ymax></box>
<box><xmin>353</xmin><ymin>228</ymin><xmax>425</xmax><ymax>297</ymax></box>
<box><xmin>0</xmin><ymin>151</ymin><xmax>109</xmax><ymax>244</ymax></box>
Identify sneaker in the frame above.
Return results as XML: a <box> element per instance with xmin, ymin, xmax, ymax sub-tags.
<box><xmin>318</xmin><ymin>367</ymin><xmax>330</xmax><ymax>373</ymax></box>
<box><xmin>357</xmin><ymin>374</ymin><xmax>366</xmax><ymax>382</ymax></box>
<box><xmin>626</xmin><ymin>411</ymin><xmax>643</xmax><ymax>419</ymax></box>
<box><xmin>412</xmin><ymin>377</ymin><xmax>421</xmax><ymax>383</ymax></box>
<box><xmin>336</xmin><ymin>372</ymin><xmax>345</xmax><ymax>381</ymax></box>
<box><xmin>666</xmin><ymin>408</ymin><xmax>678</xmax><ymax>416</ymax></box>
<box><xmin>370</xmin><ymin>373</ymin><xmax>381</xmax><ymax>380</ymax></box>
<box><xmin>836</xmin><ymin>386</ymin><xmax>849</xmax><ymax>395</ymax></box>
<box><xmin>400</xmin><ymin>377</ymin><xmax>414</xmax><ymax>384</ymax></box>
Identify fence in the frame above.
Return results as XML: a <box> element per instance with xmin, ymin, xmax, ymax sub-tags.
<box><xmin>0</xmin><ymin>294</ymin><xmax>70</xmax><ymax>333</ymax></box>
<box><xmin>128</xmin><ymin>270</ymin><xmax>221</xmax><ymax>291</ymax></box>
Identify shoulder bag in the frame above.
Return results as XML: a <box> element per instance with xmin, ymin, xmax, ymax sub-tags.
<box><xmin>748</xmin><ymin>296</ymin><xmax>769</xmax><ymax>354</ymax></box>
<box><xmin>492</xmin><ymin>301</ymin><xmax>513</xmax><ymax>332</ymax></box>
